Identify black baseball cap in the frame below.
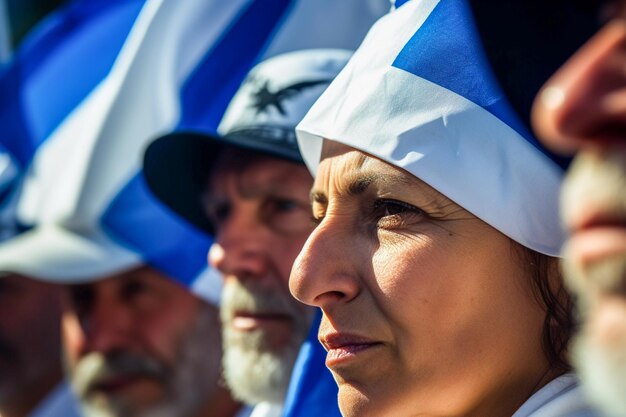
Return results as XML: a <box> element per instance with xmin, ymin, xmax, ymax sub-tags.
<box><xmin>143</xmin><ymin>49</ymin><xmax>352</xmax><ymax>233</ymax></box>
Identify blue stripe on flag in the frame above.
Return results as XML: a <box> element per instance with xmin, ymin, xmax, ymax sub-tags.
<box><xmin>177</xmin><ymin>0</ymin><xmax>294</xmax><ymax>133</ymax></box>
<box><xmin>0</xmin><ymin>0</ymin><xmax>143</xmax><ymax>165</ymax></box>
<box><xmin>101</xmin><ymin>172</ymin><xmax>213</xmax><ymax>287</ymax></box>
<box><xmin>392</xmin><ymin>0</ymin><xmax>542</xmax><ymax>152</ymax></box>
<box><xmin>0</xmin><ymin>63</ymin><xmax>33</xmax><ymax>166</ymax></box>
<box><xmin>283</xmin><ymin>309</ymin><xmax>342</xmax><ymax>417</ymax></box>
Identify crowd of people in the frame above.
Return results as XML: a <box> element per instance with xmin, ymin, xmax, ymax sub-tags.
<box><xmin>0</xmin><ymin>1</ymin><xmax>625</xmax><ymax>417</ymax></box>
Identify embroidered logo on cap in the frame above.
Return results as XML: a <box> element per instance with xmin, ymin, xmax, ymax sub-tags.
<box><xmin>250</xmin><ymin>79</ymin><xmax>332</xmax><ymax>115</ymax></box>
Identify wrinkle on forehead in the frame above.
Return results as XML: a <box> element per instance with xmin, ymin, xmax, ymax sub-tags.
<box><xmin>316</xmin><ymin>140</ymin><xmax>412</xmax><ymax>194</ymax></box>
<box><xmin>314</xmin><ymin>140</ymin><xmax>471</xmax><ymax>220</ymax></box>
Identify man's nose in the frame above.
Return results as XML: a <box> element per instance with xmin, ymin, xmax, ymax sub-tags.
<box><xmin>80</xmin><ymin>298</ymin><xmax>135</xmax><ymax>355</ymax></box>
<box><xmin>208</xmin><ymin>211</ymin><xmax>268</xmax><ymax>279</ymax></box>
<box><xmin>532</xmin><ymin>19</ymin><xmax>626</xmax><ymax>154</ymax></box>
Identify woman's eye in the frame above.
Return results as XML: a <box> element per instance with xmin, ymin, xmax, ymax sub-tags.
<box><xmin>310</xmin><ymin>213</ymin><xmax>323</xmax><ymax>226</ymax></box>
<box><xmin>373</xmin><ymin>199</ymin><xmax>424</xmax><ymax>228</ymax></box>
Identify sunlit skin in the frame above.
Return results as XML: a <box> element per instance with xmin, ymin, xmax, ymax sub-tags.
<box><xmin>205</xmin><ymin>151</ymin><xmax>315</xmax><ymax>403</ymax></box>
<box><xmin>531</xmin><ymin>1</ymin><xmax>626</xmax><ymax>413</ymax></box>
<box><xmin>290</xmin><ymin>141</ymin><xmax>561</xmax><ymax>417</ymax></box>
<box><xmin>62</xmin><ymin>265</ymin><xmax>235</xmax><ymax>417</ymax></box>
<box><xmin>0</xmin><ymin>275</ymin><xmax>63</xmax><ymax>417</ymax></box>
<box><xmin>206</xmin><ymin>155</ymin><xmax>315</xmax><ymax>350</ymax></box>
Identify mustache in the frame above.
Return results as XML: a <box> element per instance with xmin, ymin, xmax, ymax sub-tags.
<box><xmin>71</xmin><ymin>351</ymin><xmax>168</xmax><ymax>397</ymax></box>
<box><xmin>562</xmin><ymin>149</ymin><xmax>626</xmax><ymax>226</ymax></box>
<box><xmin>220</xmin><ymin>279</ymin><xmax>304</xmax><ymax>321</ymax></box>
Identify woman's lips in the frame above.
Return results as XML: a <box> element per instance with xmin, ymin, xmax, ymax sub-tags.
<box><xmin>320</xmin><ymin>333</ymin><xmax>382</xmax><ymax>367</ymax></box>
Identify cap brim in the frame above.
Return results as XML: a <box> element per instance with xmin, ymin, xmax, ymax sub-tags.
<box><xmin>143</xmin><ymin>132</ymin><xmax>221</xmax><ymax>233</ymax></box>
<box><xmin>0</xmin><ymin>225</ymin><xmax>141</xmax><ymax>283</ymax></box>
<box><xmin>143</xmin><ymin>130</ymin><xmax>303</xmax><ymax>233</ymax></box>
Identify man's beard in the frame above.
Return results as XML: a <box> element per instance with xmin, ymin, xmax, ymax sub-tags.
<box><xmin>572</xmin><ymin>311</ymin><xmax>626</xmax><ymax>417</ymax></box>
<box><xmin>561</xmin><ymin>148</ymin><xmax>626</xmax><ymax>298</ymax></box>
<box><xmin>220</xmin><ymin>278</ymin><xmax>312</xmax><ymax>406</ymax></box>
<box><xmin>67</xmin><ymin>304</ymin><xmax>222</xmax><ymax>417</ymax></box>
<box><xmin>561</xmin><ymin>148</ymin><xmax>626</xmax><ymax>416</ymax></box>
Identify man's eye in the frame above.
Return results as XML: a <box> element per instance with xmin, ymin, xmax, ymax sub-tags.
<box><xmin>120</xmin><ymin>278</ymin><xmax>151</xmax><ymax>303</ymax></box>
<box><xmin>264</xmin><ymin>197</ymin><xmax>308</xmax><ymax>217</ymax></box>
<box><xmin>206</xmin><ymin>202</ymin><xmax>230</xmax><ymax>224</ymax></box>
<box><xmin>264</xmin><ymin>197</ymin><xmax>314</xmax><ymax>235</ymax></box>
<box><xmin>68</xmin><ymin>285</ymin><xmax>95</xmax><ymax>315</ymax></box>
<box><xmin>272</xmin><ymin>198</ymin><xmax>300</xmax><ymax>212</ymax></box>
<box><xmin>373</xmin><ymin>199</ymin><xmax>424</xmax><ymax>228</ymax></box>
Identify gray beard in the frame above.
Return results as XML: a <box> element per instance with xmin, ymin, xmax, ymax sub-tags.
<box><xmin>561</xmin><ymin>148</ymin><xmax>626</xmax><ymax>298</ymax></box>
<box><xmin>559</xmin><ymin>148</ymin><xmax>626</xmax><ymax>416</ymax></box>
<box><xmin>220</xmin><ymin>279</ymin><xmax>312</xmax><ymax>406</ymax></box>
<box><xmin>572</xmin><ymin>326</ymin><xmax>626</xmax><ymax>417</ymax></box>
<box><xmin>69</xmin><ymin>303</ymin><xmax>223</xmax><ymax>417</ymax></box>
<box><xmin>222</xmin><ymin>328</ymin><xmax>299</xmax><ymax>406</ymax></box>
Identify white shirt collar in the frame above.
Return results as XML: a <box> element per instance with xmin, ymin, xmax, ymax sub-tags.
<box><xmin>512</xmin><ymin>374</ymin><xmax>601</xmax><ymax>417</ymax></box>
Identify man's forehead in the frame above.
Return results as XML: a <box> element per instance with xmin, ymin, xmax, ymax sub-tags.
<box><xmin>207</xmin><ymin>152</ymin><xmax>311</xmax><ymax>197</ymax></box>
<box><xmin>66</xmin><ymin>265</ymin><xmax>169</xmax><ymax>289</ymax></box>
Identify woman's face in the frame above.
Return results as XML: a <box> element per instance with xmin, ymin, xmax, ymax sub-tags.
<box><xmin>290</xmin><ymin>141</ymin><xmax>556</xmax><ymax>417</ymax></box>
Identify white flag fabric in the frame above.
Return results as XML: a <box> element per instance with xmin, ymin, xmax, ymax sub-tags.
<box><xmin>297</xmin><ymin>0</ymin><xmax>565</xmax><ymax>256</ymax></box>
<box><xmin>0</xmin><ymin>0</ymin><xmax>388</xmax><ymax>299</ymax></box>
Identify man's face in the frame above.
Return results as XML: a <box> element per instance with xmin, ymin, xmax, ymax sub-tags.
<box><xmin>0</xmin><ymin>275</ymin><xmax>62</xmax><ymax>410</ymax></box>
<box><xmin>62</xmin><ymin>266</ymin><xmax>223</xmax><ymax>417</ymax></box>
<box><xmin>531</xmin><ymin>2</ymin><xmax>626</xmax><ymax>414</ymax></box>
<box><xmin>205</xmin><ymin>151</ymin><xmax>315</xmax><ymax>405</ymax></box>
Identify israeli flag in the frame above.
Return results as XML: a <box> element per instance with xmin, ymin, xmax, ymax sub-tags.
<box><xmin>297</xmin><ymin>0</ymin><xmax>565</xmax><ymax>256</ymax></box>
<box><xmin>0</xmin><ymin>0</ymin><xmax>389</xmax><ymax>411</ymax></box>
<box><xmin>0</xmin><ymin>0</ymin><xmax>223</xmax><ymax>302</ymax></box>
<box><xmin>0</xmin><ymin>0</ymin><xmax>146</xmax><ymax>170</ymax></box>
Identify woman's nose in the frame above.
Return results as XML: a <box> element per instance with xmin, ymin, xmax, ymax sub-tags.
<box><xmin>532</xmin><ymin>19</ymin><xmax>626</xmax><ymax>154</ymax></box>
<box><xmin>289</xmin><ymin>217</ymin><xmax>361</xmax><ymax>309</ymax></box>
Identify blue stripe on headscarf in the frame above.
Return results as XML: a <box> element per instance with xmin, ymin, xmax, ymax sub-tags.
<box><xmin>283</xmin><ymin>309</ymin><xmax>342</xmax><ymax>417</ymax></box>
<box><xmin>177</xmin><ymin>0</ymin><xmax>294</xmax><ymax>133</ymax></box>
<box><xmin>391</xmin><ymin>0</ymin><xmax>546</xmax><ymax>156</ymax></box>
<box><xmin>395</xmin><ymin>0</ymin><xmax>413</xmax><ymax>8</ymax></box>
<box><xmin>101</xmin><ymin>172</ymin><xmax>213</xmax><ymax>286</ymax></box>
<box><xmin>0</xmin><ymin>0</ymin><xmax>143</xmax><ymax>166</ymax></box>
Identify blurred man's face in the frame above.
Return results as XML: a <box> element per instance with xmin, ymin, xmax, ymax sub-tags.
<box><xmin>206</xmin><ymin>151</ymin><xmax>315</xmax><ymax>405</ymax></box>
<box><xmin>532</xmin><ymin>2</ymin><xmax>626</xmax><ymax>414</ymax></box>
<box><xmin>0</xmin><ymin>275</ymin><xmax>63</xmax><ymax>415</ymax></box>
<box><xmin>62</xmin><ymin>266</ymin><xmax>223</xmax><ymax>417</ymax></box>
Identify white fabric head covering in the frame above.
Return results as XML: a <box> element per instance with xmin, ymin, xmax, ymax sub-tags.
<box><xmin>296</xmin><ymin>0</ymin><xmax>565</xmax><ymax>256</ymax></box>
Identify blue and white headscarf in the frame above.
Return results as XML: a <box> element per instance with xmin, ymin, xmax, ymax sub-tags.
<box><xmin>297</xmin><ymin>0</ymin><xmax>564</xmax><ymax>256</ymax></box>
